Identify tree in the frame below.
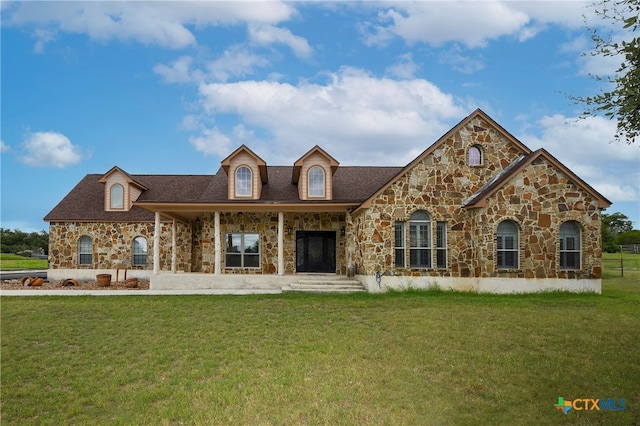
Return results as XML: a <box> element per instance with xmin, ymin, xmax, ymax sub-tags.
<box><xmin>602</xmin><ymin>212</ymin><xmax>634</xmax><ymax>234</ymax></box>
<box><xmin>617</xmin><ymin>229</ymin><xmax>640</xmax><ymax>244</ymax></box>
<box><xmin>574</xmin><ymin>0</ymin><xmax>640</xmax><ymax>145</ymax></box>
<box><xmin>0</xmin><ymin>228</ymin><xmax>49</xmax><ymax>254</ymax></box>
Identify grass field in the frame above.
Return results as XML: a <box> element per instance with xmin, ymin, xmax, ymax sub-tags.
<box><xmin>1</xmin><ymin>256</ymin><xmax>639</xmax><ymax>425</ymax></box>
<box><xmin>0</xmin><ymin>253</ymin><xmax>48</xmax><ymax>271</ymax></box>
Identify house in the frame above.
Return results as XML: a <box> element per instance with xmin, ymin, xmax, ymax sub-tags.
<box><xmin>44</xmin><ymin>109</ymin><xmax>612</xmax><ymax>293</ymax></box>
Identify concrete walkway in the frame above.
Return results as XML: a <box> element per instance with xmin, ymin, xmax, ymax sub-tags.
<box><xmin>0</xmin><ymin>289</ymin><xmax>283</xmax><ymax>297</ymax></box>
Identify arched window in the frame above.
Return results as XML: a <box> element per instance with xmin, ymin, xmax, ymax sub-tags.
<box><xmin>308</xmin><ymin>166</ymin><xmax>325</xmax><ymax>197</ymax></box>
<box><xmin>79</xmin><ymin>236</ymin><xmax>93</xmax><ymax>265</ymax></box>
<box><xmin>110</xmin><ymin>184</ymin><xmax>124</xmax><ymax>209</ymax></box>
<box><xmin>133</xmin><ymin>236</ymin><xmax>147</xmax><ymax>266</ymax></box>
<box><xmin>409</xmin><ymin>210</ymin><xmax>431</xmax><ymax>268</ymax></box>
<box><xmin>235</xmin><ymin>166</ymin><xmax>252</xmax><ymax>197</ymax></box>
<box><xmin>497</xmin><ymin>220</ymin><xmax>518</xmax><ymax>269</ymax></box>
<box><xmin>560</xmin><ymin>221</ymin><xmax>581</xmax><ymax>270</ymax></box>
<box><xmin>469</xmin><ymin>145</ymin><xmax>482</xmax><ymax>165</ymax></box>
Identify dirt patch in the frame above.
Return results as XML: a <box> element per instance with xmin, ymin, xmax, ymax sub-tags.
<box><xmin>1</xmin><ymin>277</ymin><xmax>149</xmax><ymax>291</ymax></box>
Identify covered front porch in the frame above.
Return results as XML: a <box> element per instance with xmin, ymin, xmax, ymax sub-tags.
<box><xmin>142</xmin><ymin>203</ymin><xmax>360</xmax><ymax>290</ymax></box>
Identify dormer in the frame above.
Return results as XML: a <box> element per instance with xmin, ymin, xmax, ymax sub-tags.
<box><xmin>98</xmin><ymin>166</ymin><xmax>148</xmax><ymax>211</ymax></box>
<box><xmin>292</xmin><ymin>146</ymin><xmax>339</xmax><ymax>201</ymax></box>
<box><xmin>221</xmin><ymin>145</ymin><xmax>268</xmax><ymax>200</ymax></box>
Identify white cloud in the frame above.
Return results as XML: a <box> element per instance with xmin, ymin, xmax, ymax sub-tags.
<box><xmin>188</xmin><ymin>127</ymin><xmax>233</xmax><ymax>157</ymax></box>
<box><xmin>249</xmin><ymin>24</ymin><xmax>313</xmax><ymax>59</ymax></box>
<box><xmin>194</xmin><ymin>67</ymin><xmax>467</xmax><ymax>165</ymax></box>
<box><xmin>155</xmin><ymin>47</ymin><xmax>270</xmax><ymax>84</ymax></box>
<box><xmin>19</xmin><ymin>131</ymin><xmax>85</xmax><ymax>168</ymax></box>
<box><xmin>4</xmin><ymin>1</ymin><xmax>295</xmax><ymax>50</ymax></box>
<box><xmin>0</xmin><ymin>140</ymin><xmax>9</xmax><ymax>153</ymax></box>
<box><xmin>386</xmin><ymin>52</ymin><xmax>419</xmax><ymax>79</ymax></box>
<box><xmin>206</xmin><ymin>46</ymin><xmax>270</xmax><ymax>82</ymax></box>
<box><xmin>519</xmin><ymin>114</ymin><xmax>640</xmax><ymax>202</ymax></box>
<box><xmin>154</xmin><ymin>56</ymin><xmax>199</xmax><ymax>84</ymax></box>
<box><xmin>362</xmin><ymin>2</ymin><xmax>529</xmax><ymax>48</ymax></box>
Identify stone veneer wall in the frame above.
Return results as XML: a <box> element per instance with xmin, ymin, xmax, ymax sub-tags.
<box><xmin>472</xmin><ymin>158</ymin><xmax>602</xmax><ymax>279</ymax></box>
<box><xmin>352</xmin><ymin>116</ymin><xmax>603</xmax><ymax>283</ymax></box>
<box><xmin>49</xmin><ymin>221</ymin><xmax>192</xmax><ymax>272</ymax></box>
<box><xmin>191</xmin><ymin>212</ymin><xmax>347</xmax><ymax>274</ymax></box>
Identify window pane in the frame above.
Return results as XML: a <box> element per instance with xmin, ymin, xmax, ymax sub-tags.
<box><xmin>236</xmin><ymin>167</ymin><xmax>252</xmax><ymax>196</ymax></box>
<box><xmin>244</xmin><ymin>234</ymin><xmax>259</xmax><ymax>254</ymax></box>
<box><xmin>226</xmin><ymin>254</ymin><xmax>242</xmax><ymax>267</ymax></box>
<box><xmin>110</xmin><ymin>184</ymin><xmax>123</xmax><ymax>209</ymax></box>
<box><xmin>244</xmin><ymin>254</ymin><xmax>260</xmax><ymax>268</ymax></box>
<box><xmin>469</xmin><ymin>146</ymin><xmax>481</xmax><ymax>165</ymax></box>
<box><xmin>79</xmin><ymin>236</ymin><xmax>92</xmax><ymax>265</ymax></box>
<box><xmin>395</xmin><ymin>249</ymin><xmax>405</xmax><ymax>267</ymax></box>
<box><xmin>395</xmin><ymin>222</ymin><xmax>404</xmax><ymax>248</ymax></box>
<box><xmin>560</xmin><ymin>221</ymin><xmax>581</xmax><ymax>270</ymax></box>
<box><xmin>226</xmin><ymin>234</ymin><xmax>241</xmax><ymax>253</ymax></box>
<box><xmin>497</xmin><ymin>221</ymin><xmax>518</xmax><ymax>269</ymax></box>
<box><xmin>308</xmin><ymin>167</ymin><xmax>325</xmax><ymax>197</ymax></box>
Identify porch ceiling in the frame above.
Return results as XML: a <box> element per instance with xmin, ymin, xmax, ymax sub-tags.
<box><xmin>134</xmin><ymin>201</ymin><xmax>358</xmax><ymax>222</ymax></box>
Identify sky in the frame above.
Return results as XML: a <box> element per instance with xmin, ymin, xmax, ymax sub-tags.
<box><xmin>1</xmin><ymin>0</ymin><xmax>639</xmax><ymax>233</ymax></box>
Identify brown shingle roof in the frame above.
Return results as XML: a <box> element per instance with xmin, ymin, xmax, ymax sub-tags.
<box><xmin>43</xmin><ymin>174</ymin><xmax>212</xmax><ymax>222</ymax></box>
<box><xmin>44</xmin><ymin>166</ymin><xmax>404</xmax><ymax>221</ymax></box>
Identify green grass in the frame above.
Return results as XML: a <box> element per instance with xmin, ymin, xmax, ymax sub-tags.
<box><xmin>2</xmin><ymin>256</ymin><xmax>639</xmax><ymax>425</ymax></box>
<box><xmin>0</xmin><ymin>253</ymin><xmax>48</xmax><ymax>271</ymax></box>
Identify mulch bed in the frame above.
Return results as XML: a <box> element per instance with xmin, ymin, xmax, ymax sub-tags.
<box><xmin>1</xmin><ymin>277</ymin><xmax>149</xmax><ymax>291</ymax></box>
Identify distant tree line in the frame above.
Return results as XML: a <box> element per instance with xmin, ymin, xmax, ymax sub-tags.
<box><xmin>602</xmin><ymin>212</ymin><xmax>640</xmax><ymax>252</ymax></box>
<box><xmin>0</xmin><ymin>228</ymin><xmax>49</xmax><ymax>255</ymax></box>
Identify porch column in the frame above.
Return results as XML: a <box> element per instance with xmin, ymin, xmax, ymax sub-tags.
<box><xmin>214</xmin><ymin>211</ymin><xmax>221</xmax><ymax>276</ymax></box>
<box><xmin>171</xmin><ymin>218</ymin><xmax>177</xmax><ymax>273</ymax></box>
<box><xmin>153</xmin><ymin>211</ymin><xmax>160</xmax><ymax>275</ymax></box>
<box><xmin>278</xmin><ymin>211</ymin><xmax>284</xmax><ymax>276</ymax></box>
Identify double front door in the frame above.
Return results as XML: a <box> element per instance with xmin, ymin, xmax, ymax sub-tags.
<box><xmin>296</xmin><ymin>231</ymin><xmax>336</xmax><ymax>273</ymax></box>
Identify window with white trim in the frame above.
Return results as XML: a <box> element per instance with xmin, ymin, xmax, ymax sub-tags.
<box><xmin>79</xmin><ymin>235</ymin><xmax>93</xmax><ymax>265</ymax></box>
<box><xmin>110</xmin><ymin>184</ymin><xmax>124</xmax><ymax>209</ymax></box>
<box><xmin>497</xmin><ymin>220</ymin><xmax>519</xmax><ymax>269</ymax></box>
<box><xmin>308</xmin><ymin>166</ymin><xmax>325</xmax><ymax>197</ymax></box>
<box><xmin>133</xmin><ymin>236</ymin><xmax>147</xmax><ymax>266</ymax></box>
<box><xmin>235</xmin><ymin>166</ymin><xmax>252</xmax><ymax>197</ymax></box>
<box><xmin>226</xmin><ymin>233</ymin><xmax>260</xmax><ymax>268</ymax></box>
<box><xmin>395</xmin><ymin>221</ymin><xmax>405</xmax><ymax>267</ymax></box>
<box><xmin>410</xmin><ymin>211</ymin><xmax>431</xmax><ymax>268</ymax></box>
<box><xmin>436</xmin><ymin>221</ymin><xmax>447</xmax><ymax>269</ymax></box>
<box><xmin>560</xmin><ymin>221</ymin><xmax>581</xmax><ymax>270</ymax></box>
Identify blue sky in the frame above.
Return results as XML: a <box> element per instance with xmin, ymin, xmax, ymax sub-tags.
<box><xmin>2</xmin><ymin>1</ymin><xmax>639</xmax><ymax>233</ymax></box>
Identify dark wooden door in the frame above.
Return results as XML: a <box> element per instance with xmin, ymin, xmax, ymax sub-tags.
<box><xmin>296</xmin><ymin>231</ymin><xmax>336</xmax><ymax>273</ymax></box>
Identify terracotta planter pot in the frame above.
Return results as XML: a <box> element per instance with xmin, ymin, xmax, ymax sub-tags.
<box><xmin>96</xmin><ymin>274</ymin><xmax>111</xmax><ymax>287</ymax></box>
<box><xmin>124</xmin><ymin>278</ymin><xmax>138</xmax><ymax>288</ymax></box>
<box><xmin>30</xmin><ymin>277</ymin><xmax>44</xmax><ymax>287</ymax></box>
<box><xmin>62</xmin><ymin>278</ymin><xmax>79</xmax><ymax>287</ymax></box>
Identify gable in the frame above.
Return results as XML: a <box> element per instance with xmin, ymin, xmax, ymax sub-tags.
<box><xmin>464</xmin><ymin>149</ymin><xmax>612</xmax><ymax>209</ymax></box>
<box><xmin>353</xmin><ymin>109</ymin><xmax>532</xmax><ymax>213</ymax></box>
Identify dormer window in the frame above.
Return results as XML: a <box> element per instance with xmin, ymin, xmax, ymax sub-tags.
<box><xmin>308</xmin><ymin>166</ymin><xmax>325</xmax><ymax>197</ymax></box>
<box><xmin>110</xmin><ymin>184</ymin><xmax>124</xmax><ymax>209</ymax></box>
<box><xmin>235</xmin><ymin>166</ymin><xmax>252</xmax><ymax>197</ymax></box>
<box><xmin>99</xmin><ymin>166</ymin><xmax>148</xmax><ymax>212</ymax></box>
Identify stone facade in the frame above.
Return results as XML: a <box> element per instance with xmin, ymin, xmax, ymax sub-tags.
<box><xmin>351</xmin><ymin>116</ymin><xmax>603</xmax><ymax>290</ymax></box>
<box><xmin>48</xmin><ymin>221</ymin><xmax>192</xmax><ymax>272</ymax></box>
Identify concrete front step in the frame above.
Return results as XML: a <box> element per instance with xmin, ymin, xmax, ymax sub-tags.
<box><xmin>282</xmin><ymin>279</ymin><xmax>365</xmax><ymax>293</ymax></box>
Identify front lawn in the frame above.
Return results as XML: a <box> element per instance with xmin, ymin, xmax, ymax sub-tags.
<box><xmin>2</xmin><ymin>274</ymin><xmax>639</xmax><ymax>425</ymax></box>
